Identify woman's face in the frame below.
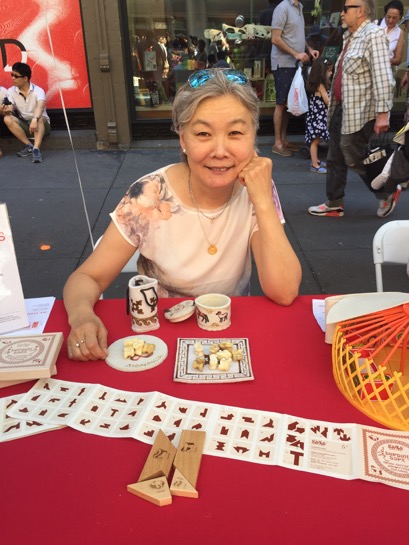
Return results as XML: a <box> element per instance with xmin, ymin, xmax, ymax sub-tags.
<box><xmin>385</xmin><ymin>8</ymin><xmax>401</xmax><ymax>29</ymax></box>
<box><xmin>179</xmin><ymin>94</ymin><xmax>256</xmax><ymax>191</ymax></box>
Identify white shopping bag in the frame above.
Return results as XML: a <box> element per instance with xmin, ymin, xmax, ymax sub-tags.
<box><xmin>287</xmin><ymin>66</ymin><xmax>309</xmax><ymax>116</ymax></box>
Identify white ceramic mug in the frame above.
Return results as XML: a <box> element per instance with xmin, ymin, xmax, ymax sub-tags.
<box><xmin>128</xmin><ymin>275</ymin><xmax>160</xmax><ymax>333</ymax></box>
<box><xmin>194</xmin><ymin>293</ymin><xmax>231</xmax><ymax>331</ymax></box>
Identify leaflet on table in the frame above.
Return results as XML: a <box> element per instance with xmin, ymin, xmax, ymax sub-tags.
<box><xmin>0</xmin><ymin>394</ymin><xmax>63</xmax><ymax>442</ymax></box>
<box><xmin>5</xmin><ymin>297</ymin><xmax>56</xmax><ymax>337</ymax></box>
<box><xmin>3</xmin><ymin>378</ymin><xmax>283</xmax><ymax>466</ymax></box>
<box><xmin>5</xmin><ymin>378</ymin><xmax>409</xmax><ymax>489</ymax></box>
<box><xmin>0</xmin><ymin>203</ymin><xmax>29</xmax><ymax>335</ymax></box>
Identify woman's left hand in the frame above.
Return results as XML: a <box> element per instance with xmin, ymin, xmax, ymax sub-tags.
<box><xmin>237</xmin><ymin>154</ymin><xmax>273</xmax><ymax>208</ymax></box>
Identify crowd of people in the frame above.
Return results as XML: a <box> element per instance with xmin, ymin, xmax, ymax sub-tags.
<box><xmin>268</xmin><ymin>0</ymin><xmax>407</xmax><ymax>219</ymax></box>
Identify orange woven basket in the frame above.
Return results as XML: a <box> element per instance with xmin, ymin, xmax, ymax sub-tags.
<box><xmin>332</xmin><ymin>303</ymin><xmax>409</xmax><ymax>430</ymax></box>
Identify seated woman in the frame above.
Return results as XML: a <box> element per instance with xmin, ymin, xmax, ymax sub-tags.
<box><xmin>63</xmin><ymin>69</ymin><xmax>302</xmax><ymax>361</ymax></box>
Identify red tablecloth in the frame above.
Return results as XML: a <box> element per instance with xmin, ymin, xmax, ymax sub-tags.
<box><xmin>1</xmin><ymin>296</ymin><xmax>407</xmax><ymax>545</ymax></box>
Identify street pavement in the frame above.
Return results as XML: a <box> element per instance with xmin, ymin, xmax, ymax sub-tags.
<box><xmin>1</xmin><ymin>131</ymin><xmax>408</xmax><ymax>301</ymax></box>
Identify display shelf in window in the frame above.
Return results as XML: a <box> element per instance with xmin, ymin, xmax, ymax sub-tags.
<box><xmin>264</xmin><ymin>73</ymin><xmax>276</xmax><ymax>103</ymax></box>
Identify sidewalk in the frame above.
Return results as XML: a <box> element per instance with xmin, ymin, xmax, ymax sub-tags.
<box><xmin>1</xmin><ymin>134</ymin><xmax>408</xmax><ymax>301</ymax></box>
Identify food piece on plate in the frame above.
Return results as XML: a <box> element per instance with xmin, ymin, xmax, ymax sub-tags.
<box><xmin>215</xmin><ymin>349</ymin><xmax>232</xmax><ymax>361</ymax></box>
<box><xmin>123</xmin><ymin>337</ymin><xmax>156</xmax><ymax>359</ymax></box>
<box><xmin>194</xmin><ymin>341</ymin><xmax>204</xmax><ymax>356</ymax></box>
<box><xmin>133</xmin><ymin>339</ymin><xmax>145</xmax><ymax>356</ymax></box>
<box><xmin>142</xmin><ymin>343</ymin><xmax>155</xmax><ymax>356</ymax></box>
<box><xmin>209</xmin><ymin>343</ymin><xmax>220</xmax><ymax>354</ymax></box>
<box><xmin>209</xmin><ymin>354</ymin><xmax>218</xmax><ymax>370</ymax></box>
<box><xmin>232</xmin><ymin>348</ymin><xmax>243</xmax><ymax>361</ymax></box>
<box><xmin>218</xmin><ymin>357</ymin><xmax>232</xmax><ymax>372</ymax></box>
<box><xmin>193</xmin><ymin>356</ymin><xmax>206</xmax><ymax>371</ymax></box>
<box><xmin>219</xmin><ymin>341</ymin><xmax>234</xmax><ymax>353</ymax></box>
<box><xmin>124</xmin><ymin>345</ymin><xmax>135</xmax><ymax>359</ymax></box>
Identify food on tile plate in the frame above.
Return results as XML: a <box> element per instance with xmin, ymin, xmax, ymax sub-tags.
<box><xmin>124</xmin><ymin>338</ymin><xmax>155</xmax><ymax>359</ymax></box>
<box><xmin>191</xmin><ymin>341</ymin><xmax>242</xmax><ymax>372</ymax></box>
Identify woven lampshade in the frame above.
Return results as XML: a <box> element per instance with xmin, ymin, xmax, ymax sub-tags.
<box><xmin>332</xmin><ymin>303</ymin><xmax>409</xmax><ymax>430</ymax></box>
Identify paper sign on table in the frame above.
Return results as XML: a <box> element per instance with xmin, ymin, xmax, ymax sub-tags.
<box><xmin>6</xmin><ymin>297</ymin><xmax>56</xmax><ymax>337</ymax></box>
<box><xmin>0</xmin><ymin>203</ymin><xmax>28</xmax><ymax>335</ymax></box>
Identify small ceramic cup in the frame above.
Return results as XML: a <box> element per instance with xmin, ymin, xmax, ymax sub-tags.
<box><xmin>128</xmin><ymin>275</ymin><xmax>160</xmax><ymax>333</ymax></box>
<box><xmin>194</xmin><ymin>293</ymin><xmax>231</xmax><ymax>331</ymax></box>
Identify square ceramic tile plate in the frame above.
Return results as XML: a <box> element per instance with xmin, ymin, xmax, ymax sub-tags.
<box><xmin>174</xmin><ymin>338</ymin><xmax>253</xmax><ymax>383</ymax></box>
<box><xmin>106</xmin><ymin>335</ymin><xmax>168</xmax><ymax>372</ymax></box>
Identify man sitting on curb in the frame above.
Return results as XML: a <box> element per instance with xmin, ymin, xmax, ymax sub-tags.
<box><xmin>2</xmin><ymin>62</ymin><xmax>50</xmax><ymax>163</ymax></box>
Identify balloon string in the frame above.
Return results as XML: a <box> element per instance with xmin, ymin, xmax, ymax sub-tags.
<box><xmin>44</xmin><ymin>9</ymin><xmax>96</xmax><ymax>249</ymax></box>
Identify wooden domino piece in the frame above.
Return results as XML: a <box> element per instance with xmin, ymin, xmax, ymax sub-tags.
<box><xmin>127</xmin><ymin>429</ymin><xmax>176</xmax><ymax>506</ymax></box>
<box><xmin>138</xmin><ymin>429</ymin><xmax>177</xmax><ymax>482</ymax></box>
<box><xmin>170</xmin><ymin>430</ymin><xmax>206</xmax><ymax>498</ymax></box>
<box><xmin>127</xmin><ymin>477</ymin><xmax>172</xmax><ymax>507</ymax></box>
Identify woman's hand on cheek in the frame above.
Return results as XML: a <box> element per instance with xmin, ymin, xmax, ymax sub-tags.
<box><xmin>237</xmin><ymin>155</ymin><xmax>273</xmax><ymax>205</ymax></box>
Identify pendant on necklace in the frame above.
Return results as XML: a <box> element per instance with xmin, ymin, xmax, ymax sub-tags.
<box><xmin>208</xmin><ymin>245</ymin><xmax>217</xmax><ymax>255</ymax></box>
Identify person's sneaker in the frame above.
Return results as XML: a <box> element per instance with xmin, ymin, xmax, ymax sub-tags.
<box><xmin>310</xmin><ymin>161</ymin><xmax>327</xmax><ymax>168</ymax></box>
<box><xmin>376</xmin><ymin>185</ymin><xmax>402</xmax><ymax>218</ymax></box>
<box><xmin>310</xmin><ymin>165</ymin><xmax>327</xmax><ymax>174</ymax></box>
<box><xmin>17</xmin><ymin>144</ymin><xmax>33</xmax><ymax>157</ymax></box>
<box><xmin>32</xmin><ymin>148</ymin><xmax>43</xmax><ymax>163</ymax></box>
<box><xmin>308</xmin><ymin>203</ymin><xmax>344</xmax><ymax>217</ymax></box>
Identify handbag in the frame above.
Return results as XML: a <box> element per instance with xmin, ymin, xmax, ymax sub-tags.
<box><xmin>363</xmin><ymin>137</ymin><xmax>394</xmax><ymax>191</ymax></box>
<box><xmin>287</xmin><ymin>66</ymin><xmax>308</xmax><ymax>116</ymax></box>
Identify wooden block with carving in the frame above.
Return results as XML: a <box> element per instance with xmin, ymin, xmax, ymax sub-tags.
<box><xmin>0</xmin><ymin>333</ymin><xmax>63</xmax><ymax>383</ymax></box>
<box><xmin>170</xmin><ymin>429</ymin><xmax>206</xmax><ymax>498</ymax></box>
<box><xmin>138</xmin><ymin>429</ymin><xmax>177</xmax><ymax>482</ymax></box>
<box><xmin>127</xmin><ymin>429</ymin><xmax>176</xmax><ymax>506</ymax></box>
<box><xmin>127</xmin><ymin>476</ymin><xmax>172</xmax><ymax>507</ymax></box>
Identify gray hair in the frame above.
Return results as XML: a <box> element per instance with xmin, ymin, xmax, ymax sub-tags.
<box><xmin>172</xmin><ymin>70</ymin><xmax>260</xmax><ymax>140</ymax></box>
<box><xmin>360</xmin><ymin>0</ymin><xmax>376</xmax><ymax>20</ymax></box>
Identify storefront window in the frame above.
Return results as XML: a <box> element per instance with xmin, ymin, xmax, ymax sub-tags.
<box><xmin>125</xmin><ymin>0</ymin><xmax>407</xmax><ymax>122</ymax></box>
<box><xmin>125</xmin><ymin>0</ymin><xmax>288</xmax><ymax>117</ymax></box>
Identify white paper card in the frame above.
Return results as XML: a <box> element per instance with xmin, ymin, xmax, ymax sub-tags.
<box><xmin>6</xmin><ymin>297</ymin><xmax>55</xmax><ymax>336</ymax></box>
<box><xmin>0</xmin><ymin>203</ymin><xmax>28</xmax><ymax>334</ymax></box>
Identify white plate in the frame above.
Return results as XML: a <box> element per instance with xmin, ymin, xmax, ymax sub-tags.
<box><xmin>174</xmin><ymin>338</ymin><xmax>253</xmax><ymax>383</ymax></box>
<box><xmin>164</xmin><ymin>300</ymin><xmax>196</xmax><ymax>323</ymax></box>
<box><xmin>106</xmin><ymin>335</ymin><xmax>168</xmax><ymax>372</ymax></box>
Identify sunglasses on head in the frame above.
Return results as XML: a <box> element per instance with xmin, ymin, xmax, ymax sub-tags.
<box><xmin>188</xmin><ymin>69</ymin><xmax>248</xmax><ymax>88</ymax></box>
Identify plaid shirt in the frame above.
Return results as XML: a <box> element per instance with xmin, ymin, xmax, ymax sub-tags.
<box><xmin>328</xmin><ymin>19</ymin><xmax>395</xmax><ymax>135</ymax></box>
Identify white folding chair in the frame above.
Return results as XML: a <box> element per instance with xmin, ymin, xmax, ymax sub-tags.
<box><xmin>373</xmin><ymin>220</ymin><xmax>409</xmax><ymax>292</ymax></box>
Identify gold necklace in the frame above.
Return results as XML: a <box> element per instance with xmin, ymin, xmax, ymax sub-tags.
<box><xmin>188</xmin><ymin>173</ymin><xmax>233</xmax><ymax>223</ymax></box>
<box><xmin>188</xmin><ymin>172</ymin><xmax>234</xmax><ymax>255</ymax></box>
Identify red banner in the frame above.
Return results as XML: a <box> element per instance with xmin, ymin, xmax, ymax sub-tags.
<box><xmin>0</xmin><ymin>0</ymin><xmax>91</xmax><ymax>109</ymax></box>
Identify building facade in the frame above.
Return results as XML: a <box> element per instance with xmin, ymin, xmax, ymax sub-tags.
<box><xmin>0</xmin><ymin>0</ymin><xmax>407</xmax><ymax>148</ymax></box>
